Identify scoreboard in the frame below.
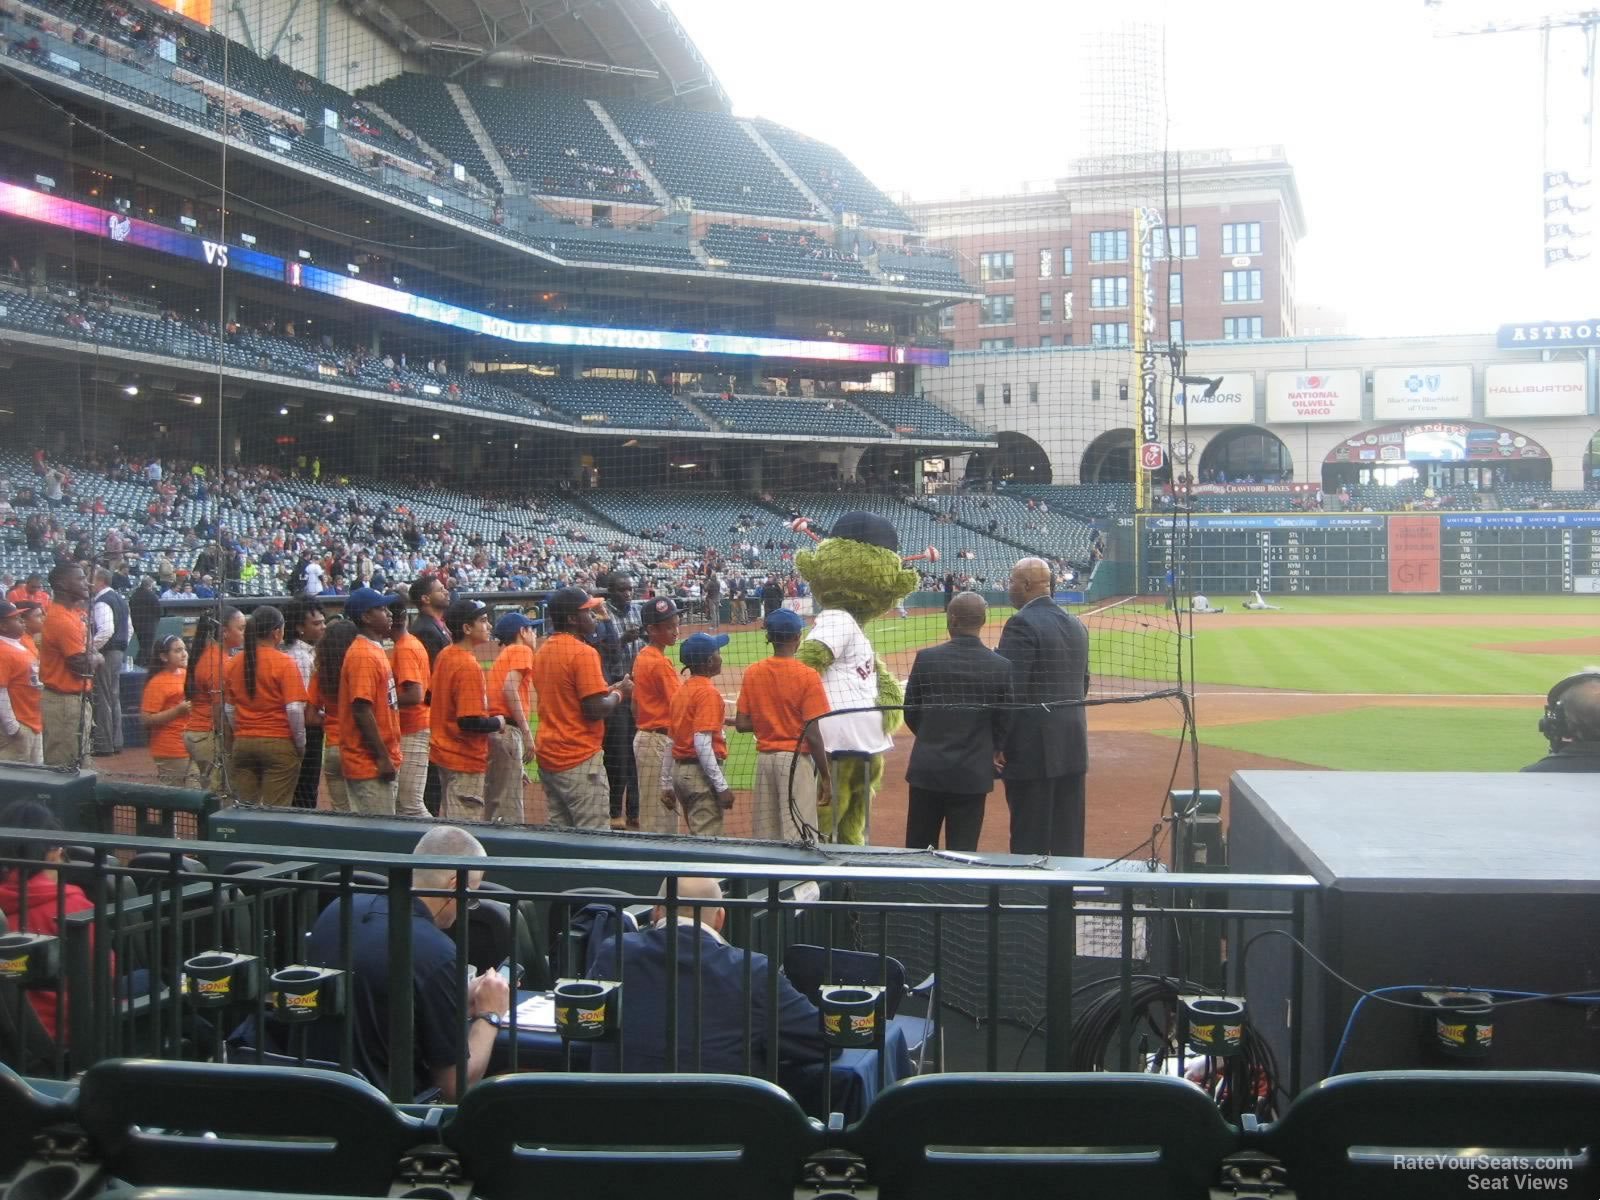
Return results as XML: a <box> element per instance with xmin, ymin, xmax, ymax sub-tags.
<box><xmin>1442</xmin><ymin>512</ymin><xmax>1600</xmax><ymax>594</ymax></box>
<box><xmin>1144</xmin><ymin>515</ymin><xmax>1388</xmax><ymax>594</ymax></box>
<box><xmin>1142</xmin><ymin>512</ymin><xmax>1600</xmax><ymax>595</ymax></box>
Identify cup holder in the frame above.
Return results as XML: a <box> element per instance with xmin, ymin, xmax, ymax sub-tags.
<box><xmin>6</xmin><ymin>1161</ymin><xmax>102</xmax><ymax>1200</ymax></box>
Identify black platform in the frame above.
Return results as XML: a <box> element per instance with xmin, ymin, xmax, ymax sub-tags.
<box><xmin>1228</xmin><ymin>771</ymin><xmax>1600</xmax><ymax>1083</ymax></box>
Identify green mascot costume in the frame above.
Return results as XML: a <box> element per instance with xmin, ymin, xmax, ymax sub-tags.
<box><xmin>793</xmin><ymin>512</ymin><xmax>922</xmax><ymax>845</ymax></box>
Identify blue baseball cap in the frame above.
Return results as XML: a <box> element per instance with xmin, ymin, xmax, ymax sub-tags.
<box><xmin>494</xmin><ymin>611</ymin><xmax>542</xmax><ymax>643</ymax></box>
<box><xmin>344</xmin><ymin>586</ymin><xmax>401</xmax><ymax>619</ymax></box>
<box><xmin>764</xmin><ymin>608</ymin><xmax>804</xmax><ymax>638</ymax></box>
<box><xmin>679</xmin><ymin>631</ymin><xmax>729</xmax><ymax>668</ymax></box>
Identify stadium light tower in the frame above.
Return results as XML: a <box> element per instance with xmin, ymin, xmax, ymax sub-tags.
<box><xmin>1429</xmin><ymin>4</ymin><xmax>1600</xmax><ymax>270</ymax></box>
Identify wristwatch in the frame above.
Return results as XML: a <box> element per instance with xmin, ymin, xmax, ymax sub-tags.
<box><xmin>472</xmin><ymin>1012</ymin><xmax>505</xmax><ymax>1028</ymax></box>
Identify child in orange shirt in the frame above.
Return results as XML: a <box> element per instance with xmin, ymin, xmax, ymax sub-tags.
<box><xmin>735</xmin><ymin>609</ymin><xmax>831</xmax><ymax>841</ymax></box>
<box><xmin>484</xmin><ymin>611</ymin><xmax>540</xmax><ymax>825</ymax></box>
<box><xmin>631</xmin><ymin>597</ymin><xmax>682</xmax><ymax>834</ymax></box>
<box><xmin>140</xmin><ymin>635</ymin><xmax>192</xmax><ymax>786</ymax></box>
<box><xmin>225</xmin><ymin>606</ymin><xmax>307</xmax><ymax>807</ymax></box>
<box><xmin>665</xmin><ymin>631</ymin><xmax>732</xmax><ymax>837</ymax></box>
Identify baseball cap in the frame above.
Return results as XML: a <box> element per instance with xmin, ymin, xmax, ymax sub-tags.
<box><xmin>764</xmin><ymin>608</ymin><xmax>804</xmax><ymax>638</ymax></box>
<box><xmin>494</xmin><ymin>610</ymin><xmax>542</xmax><ymax>642</ymax></box>
<box><xmin>0</xmin><ymin>599</ymin><xmax>38</xmax><ymax>619</ymax></box>
<box><xmin>444</xmin><ymin>597</ymin><xmax>490</xmax><ymax>633</ymax></box>
<box><xmin>640</xmin><ymin>596</ymin><xmax>679</xmax><ymax>626</ymax></box>
<box><xmin>544</xmin><ymin>586</ymin><xmax>605</xmax><ymax>625</ymax></box>
<box><xmin>829</xmin><ymin>511</ymin><xmax>899</xmax><ymax>553</ymax></box>
<box><xmin>679</xmin><ymin>631</ymin><xmax>729</xmax><ymax>668</ymax></box>
<box><xmin>344</xmin><ymin>586</ymin><xmax>401</xmax><ymax>619</ymax></box>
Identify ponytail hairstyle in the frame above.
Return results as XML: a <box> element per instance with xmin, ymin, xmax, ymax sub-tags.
<box><xmin>314</xmin><ymin>619</ymin><xmax>359</xmax><ymax>707</ymax></box>
<box><xmin>281</xmin><ymin>596</ymin><xmax>314</xmax><ymax>647</ymax></box>
<box><xmin>242</xmin><ymin>605</ymin><xmax>284</xmax><ymax>700</ymax></box>
<box><xmin>185</xmin><ymin>605</ymin><xmax>241</xmax><ymax>700</ymax></box>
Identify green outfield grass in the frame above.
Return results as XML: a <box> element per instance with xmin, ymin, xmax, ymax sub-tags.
<box><xmin>1112</xmin><ymin>594</ymin><xmax>1600</xmax><ymax>618</ymax></box>
<box><xmin>1155</xmin><ymin>706</ymin><xmax>1538</xmax><ymax>772</ymax></box>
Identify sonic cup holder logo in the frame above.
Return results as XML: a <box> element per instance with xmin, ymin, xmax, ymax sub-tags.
<box><xmin>182</xmin><ymin>951</ymin><xmax>260</xmax><ymax>1009</ymax></box>
<box><xmin>1180</xmin><ymin>996</ymin><xmax>1247</xmax><ymax>1056</ymax></box>
<box><xmin>553</xmin><ymin>979</ymin><xmax>620</xmax><ymax>1041</ymax></box>
<box><xmin>0</xmin><ymin>932</ymin><xmax>59</xmax><ymax>986</ymax></box>
<box><xmin>819</xmin><ymin>985</ymin><xmax>884</xmax><ymax>1049</ymax></box>
<box><xmin>1422</xmin><ymin>990</ymin><xmax>1495</xmax><ymax>1058</ymax></box>
<box><xmin>268</xmin><ymin>965</ymin><xmax>347</xmax><ymax>1023</ymax></box>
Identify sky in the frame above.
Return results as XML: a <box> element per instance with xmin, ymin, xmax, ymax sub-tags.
<box><xmin>666</xmin><ymin>0</ymin><xmax>1598</xmax><ymax>337</ymax></box>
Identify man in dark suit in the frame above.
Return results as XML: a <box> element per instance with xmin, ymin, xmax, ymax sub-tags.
<box><xmin>996</xmin><ymin>557</ymin><xmax>1091</xmax><ymax>856</ymax></box>
<box><xmin>587</xmin><ymin>877</ymin><xmax>828</xmax><ymax>1075</ymax></box>
<box><xmin>903</xmin><ymin>592</ymin><xmax>1012</xmax><ymax>851</ymax></box>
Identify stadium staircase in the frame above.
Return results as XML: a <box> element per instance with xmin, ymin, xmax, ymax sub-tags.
<box><xmin>587</xmin><ymin>99</ymin><xmax>674</xmax><ymax>208</ymax></box>
<box><xmin>358</xmin><ymin>98</ymin><xmax>452</xmax><ymax>182</ymax></box>
<box><xmin>676</xmin><ymin>393</ymin><xmax>717</xmax><ymax>429</ymax></box>
<box><xmin>738</xmin><ymin>119</ymin><xmax>833</xmax><ymax>218</ymax></box>
<box><xmin>447</xmin><ymin>82</ymin><xmax>518</xmax><ymax>194</ymax></box>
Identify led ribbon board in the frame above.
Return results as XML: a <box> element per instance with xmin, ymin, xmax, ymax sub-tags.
<box><xmin>0</xmin><ymin>182</ymin><xmax>949</xmax><ymax>366</ymax></box>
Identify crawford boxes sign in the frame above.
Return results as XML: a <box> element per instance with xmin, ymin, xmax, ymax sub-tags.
<box><xmin>1265</xmin><ymin>370</ymin><xmax>1361</xmax><ymax>423</ymax></box>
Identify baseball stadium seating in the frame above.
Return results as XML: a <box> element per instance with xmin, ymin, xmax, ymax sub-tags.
<box><xmin>1005</xmin><ymin>483</ymin><xmax>1134</xmax><ymax>517</ymax></box>
<box><xmin>702</xmin><ymin>224</ymin><xmax>873</xmax><ymax>282</ymax></box>
<box><xmin>359</xmin><ymin>73</ymin><xmax>498</xmax><ymax>189</ymax></box>
<box><xmin>850</xmin><ymin>393</ymin><xmax>987</xmax><ymax>441</ymax></box>
<box><xmin>692</xmin><ymin>392</ymin><xmax>888</xmax><ymax>439</ymax></box>
<box><xmin>751</xmin><ymin>118</ymin><xmax>916</xmax><ymax>229</ymax></box>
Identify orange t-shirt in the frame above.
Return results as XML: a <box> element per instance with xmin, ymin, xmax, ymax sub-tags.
<box><xmin>338</xmin><ymin>636</ymin><xmax>401</xmax><ymax>781</ymax></box>
<box><xmin>528</xmin><ymin>632</ymin><xmax>609</xmax><ymax>773</ymax></box>
<box><xmin>141</xmin><ymin>667</ymin><xmax>189</xmax><ymax>759</ymax></box>
<box><xmin>389</xmin><ymin>630</ymin><xmax>430</xmax><ymax>736</ymax></box>
<box><xmin>631</xmin><ymin>643</ymin><xmax>680</xmax><ymax>732</ymax></box>
<box><xmin>309</xmin><ymin>673</ymin><xmax>339</xmax><ymax>748</ymax></box>
<box><xmin>736</xmin><ymin>655</ymin><xmax>831</xmax><ymax>753</ymax></box>
<box><xmin>488</xmin><ymin>641</ymin><xmax>536</xmax><ymax>724</ymax></box>
<box><xmin>429</xmin><ymin>642</ymin><xmax>492</xmax><ymax>773</ymax></box>
<box><xmin>40</xmin><ymin>604</ymin><xmax>90</xmax><ymax>694</ymax></box>
<box><xmin>224</xmin><ymin>645</ymin><xmax>308</xmax><ymax>739</ymax></box>
<box><xmin>0</xmin><ymin>636</ymin><xmax>42</xmax><ymax>733</ymax></box>
<box><xmin>185</xmin><ymin>642</ymin><xmax>226</xmax><ymax>733</ymax></box>
<box><xmin>670</xmin><ymin>674</ymin><xmax>728</xmax><ymax>762</ymax></box>
<box><xmin>7</xmin><ymin>584</ymin><xmax>49</xmax><ymax>612</ymax></box>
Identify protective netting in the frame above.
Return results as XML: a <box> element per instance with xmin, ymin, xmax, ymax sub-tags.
<box><xmin>0</xmin><ymin>0</ymin><xmax>1196</xmax><ymax>855</ymax></box>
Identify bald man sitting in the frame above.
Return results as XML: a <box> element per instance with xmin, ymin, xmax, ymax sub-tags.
<box><xmin>995</xmin><ymin>557</ymin><xmax>1092</xmax><ymax>856</ymax></box>
<box><xmin>588</xmin><ymin>876</ymin><xmax>828</xmax><ymax>1077</ymax></box>
<box><xmin>1523</xmin><ymin>671</ymin><xmax>1600</xmax><ymax>773</ymax></box>
<box><xmin>903</xmin><ymin>592</ymin><xmax>1014</xmax><ymax>852</ymax></box>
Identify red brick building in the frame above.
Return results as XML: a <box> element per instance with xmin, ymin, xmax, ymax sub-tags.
<box><xmin>905</xmin><ymin>147</ymin><xmax>1305</xmax><ymax>352</ymax></box>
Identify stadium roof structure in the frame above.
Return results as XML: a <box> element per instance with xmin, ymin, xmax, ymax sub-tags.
<box><xmin>346</xmin><ymin>0</ymin><xmax>730</xmax><ymax>109</ymax></box>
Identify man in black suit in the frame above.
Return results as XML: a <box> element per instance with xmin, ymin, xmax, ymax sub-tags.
<box><xmin>903</xmin><ymin>592</ymin><xmax>1012</xmax><ymax>851</ymax></box>
<box><xmin>996</xmin><ymin>557</ymin><xmax>1091</xmax><ymax>856</ymax></box>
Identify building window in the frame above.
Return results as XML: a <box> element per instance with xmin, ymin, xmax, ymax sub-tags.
<box><xmin>1223</xmin><ymin>316</ymin><xmax>1263</xmax><ymax>340</ymax></box>
<box><xmin>1090</xmin><ymin>276</ymin><xmax>1129</xmax><ymax>308</ymax></box>
<box><xmin>979</xmin><ymin>251</ymin><xmax>1015</xmax><ymax>282</ymax></box>
<box><xmin>1091</xmin><ymin>322</ymin><xmax>1130</xmax><ymax>346</ymax></box>
<box><xmin>979</xmin><ymin>295</ymin><xmax>1015</xmax><ymax>325</ymax></box>
<box><xmin>1062</xmin><ymin>246</ymin><xmax>1073</xmax><ymax>275</ymax></box>
<box><xmin>1089</xmin><ymin>229</ymin><xmax>1129</xmax><ymax>262</ymax></box>
<box><xmin>938</xmin><ymin>306</ymin><xmax>955</xmax><ymax>329</ymax></box>
<box><xmin>1002</xmin><ymin>383</ymin><xmax>1012</xmax><ymax>406</ymax></box>
<box><xmin>1221</xmin><ymin>222</ymin><xmax>1262</xmax><ymax>256</ymax></box>
<box><xmin>1028</xmin><ymin>382</ymin><xmax>1040</xmax><ymax>403</ymax></box>
<box><xmin>1169</xmin><ymin>318</ymin><xmax>1184</xmax><ymax>342</ymax></box>
<box><xmin>1063</xmin><ymin>290</ymin><xmax>1073</xmax><ymax>322</ymax></box>
<box><xmin>1038</xmin><ymin>248</ymin><xmax>1052</xmax><ymax>279</ymax></box>
<box><xmin>1038</xmin><ymin>335</ymin><xmax>1053</xmax><ymax>348</ymax></box>
<box><xmin>1039</xmin><ymin>292</ymin><xmax>1053</xmax><ymax>324</ymax></box>
<box><xmin>1168</xmin><ymin>273</ymin><xmax>1183</xmax><ymax>306</ymax></box>
<box><xmin>1166</xmin><ymin>225</ymin><xmax>1198</xmax><ymax>258</ymax></box>
<box><xmin>1091</xmin><ymin>380</ymin><xmax>1101</xmax><ymax>402</ymax></box>
<box><xmin>1222</xmin><ymin>269</ymin><xmax>1262</xmax><ymax>303</ymax></box>
<box><xmin>978</xmin><ymin>337</ymin><xmax>1015</xmax><ymax>350</ymax></box>
<box><xmin>975</xmin><ymin>385</ymin><xmax>985</xmax><ymax>406</ymax></box>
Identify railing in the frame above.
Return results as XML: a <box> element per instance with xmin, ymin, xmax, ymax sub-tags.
<box><xmin>0</xmin><ymin>826</ymin><xmax>1318</xmax><ymax>1111</ymax></box>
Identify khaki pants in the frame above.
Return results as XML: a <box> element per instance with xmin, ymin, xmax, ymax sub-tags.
<box><xmin>483</xmin><ymin>727</ymin><xmax>527</xmax><ymax>825</ymax></box>
<box><xmin>322</xmin><ymin>743</ymin><xmax>351</xmax><ymax>813</ymax></box>
<box><xmin>183</xmin><ymin>730</ymin><xmax>221</xmax><ymax>793</ymax></box>
<box><xmin>232</xmin><ymin>736</ymin><xmax>302</xmax><ymax>807</ymax></box>
<box><xmin>437</xmin><ymin>766</ymin><xmax>488</xmax><ymax>823</ymax></box>
<box><xmin>42</xmin><ymin>689</ymin><xmax>93</xmax><ymax>768</ymax></box>
<box><xmin>345</xmin><ymin>775</ymin><xmax>398</xmax><ymax>816</ymax></box>
<box><xmin>397</xmin><ymin>730</ymin><xmax>430</xmax><ymax>818</ymax></box>
<box><xmin>0</xmin><ymin>724</ymin><xmax>43</xmax><ymax>765</ymax></box>
<box><xmin>632</xmin><ymin>730</ymin><xmax>679</xmax><ymax>835</ymax></box>
<box><xmin>752</xmin><ymin>751</ymin><xmax>818</xmax><ymax>842</ymax></box>
<box><xmin>541</xmin><ymin>751</ymin><xmax>609</xmax><ymax>829</ymax></box>
<box><xmin>153</xmin><ymin>756</ymin><xmax>190</xmax><ymax>787</ymax></box>
<box><xmin>669</xmin><ymin>759</ymin><xmax>726</xmax><ymax>838</ymax></box>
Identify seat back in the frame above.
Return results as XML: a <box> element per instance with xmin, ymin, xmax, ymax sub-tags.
<box><xmin>1256</xmin><ymin>1070</ymin><xmax>1600</xmax><ymax>1200</ymax></box>
<box><xmin>547</xmin><ymin>889</ymin><xmax>640</xmax><ymax>978</ymax></box>
<box><xmin>77</xmin><ymin>1059</ymin><xmax>425</xmax><ymax>1195</ymax></box>
<box><xmin>0</xmin><ymin>1062</ymin><xmax>79</xmax><ymax>1182</ymax></box>
<box><xmin>446</xmin><ymin>1073</ymin><xmax>821</xmax><ymax>1200</ymax></box>
<box><xmin>783</xmin><ymin>944</ymin><xmax>906</xmax><ymax>1018</ymax></box>
<box><xmin>848</xmin><ymin>1073</ymin><xmax>1238</xmax><ymax>1200</ymax></box>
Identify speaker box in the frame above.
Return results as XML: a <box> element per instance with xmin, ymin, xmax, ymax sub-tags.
<box><xmin>0</xmin><ymin>764</ymin><xmax>98</xmax><ymax>831</ymax></box>
<box><xmin>1229</xmin><ymin>771</ymin><xmax>1600</xmax><ymax>1085</ymax></box>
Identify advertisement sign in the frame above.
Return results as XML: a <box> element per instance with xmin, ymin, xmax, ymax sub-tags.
<box><xmin>1372</xmin><ymin>366</ymin><xmax>1472</xmax><ymax>420</ymax></box>
<box><xmin>1132</xmin><ymin>206</ymin><xmax>1163</xmax><ymax>503</ymax></box>
<box><xmin>1498</xmin><ymin>319</ymin><xmax>1600</xmax><ymax>348</ymax></box>
<box><xmin>1174</xmin><ymin>372</ymin><xmax>1255</xmax><ymax>426</ymax></box>
<box><xmin>1483</xmin><ymin>361</ymin><xmax>1588</xmax><ymax>417</ymax></box>
<box><xmin>1265</xmin><ymin>369</ymin><xmax>1361</xmax><ymax>423</ymax></box>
